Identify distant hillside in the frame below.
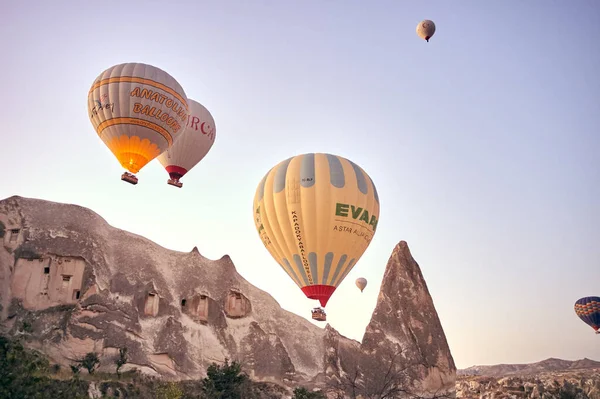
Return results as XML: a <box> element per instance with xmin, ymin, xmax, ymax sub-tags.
<box><xmin>458</xmin><ymin>358</ymin><xmax>600</xmax><ymax>377</ymax></box>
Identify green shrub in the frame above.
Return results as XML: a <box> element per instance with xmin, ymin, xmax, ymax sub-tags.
<box><xmin>0</xmin><ymin>335</ymin><xmax>88</xmax><ymax>398</ymax></box>
<box><xmin>201</xmin><ymin>359</ymin><xmax>251</xmax><ymax>399</ymax></box>
<box><xmin>156</xmin><ymin>381</ymin><xmax>183</xmax><ymax>399</ymax></box>
<box><xmin>79</xmin><ymin>352</ymin><xmax>100</xmax><ymax>374</ymax></box>
<box><xmin>293</xmin><ymin>387</ymin><xmax>326</xmax><ymax>399</ymax></box>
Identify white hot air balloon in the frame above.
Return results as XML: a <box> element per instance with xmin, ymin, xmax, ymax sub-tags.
<box><xmin>356</xmin><ymin>277</ymin><xmax>367</xmax><ymax>293</ymax></box>
<box><xmin>416</xmin><ymin>20</ymin><xmax>436</xmax><ymax>42</ymax></box>
<box><xmin>156</xmin><ymin>99</ymin><xmax>216</xmax><ymax>188</ymax></box>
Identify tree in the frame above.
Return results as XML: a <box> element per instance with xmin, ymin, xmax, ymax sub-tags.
<box><xmin>115</xmin><ymin>347</ymin><xmax>128</xmax><ymax>378</ymax></box>
<box><xmin>78</xmin><ymin>352</ymin><xmax>100</xmax><ymax>374</ymax></box>
<box><xmin>326</xmin><ymin>345</ymin><xmax>453</xmax><ymax>399</ymax></box>
<box><xmin>293</xmin><ymin>386</ymin><xmax>327</xmax><ymax>399</ymax></box>
<box><xmin>70</xmin><ymin>364</ymin><xmax>81</xmax><ymax>377</ymax></box>
<box><xmin>201</xmin><ymin>359</ymin><xmax>250</xmax><ymax>399</ymax></box>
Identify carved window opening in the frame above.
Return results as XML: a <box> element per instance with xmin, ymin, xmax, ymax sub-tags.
<box><xmin>9</xmin><ymin>229</ymin><xmax>19</xmax><ymax>243</ymax></box>
<box><xmin>73</xmin><ymin>290</ymin><xmax>81</xmax><ymax>300</ymax></box>
<box><xmin>196</xmin><ymin>296</ymin><xmax>208</xmax><ymax>320</ymax></box>
<box><xmin>233</xmin><ymin>293</ymin><xmax>242</xmax><ymax>312</ymax></box>
<box><xmin>44</xmin><ymin>267</ymin><xmax>50</xmax><ymax>274</ymax></box>
<box><xmin>61</xmin><ymin>275</ymin><xmax>71</xmax><ymax>289</ymax></box>
<box><xmin>182</xmin><ymin>295</ymin><xmax>209</xmax><ymax>322</ymax></box>
<box><xmin>144</xmin><ymin>292</ymin><xmax>159</xmax><ymax>316</ymax></box>
<box><xmin>225</xmin><ymin>290</ymin><xmax>250</xmax><ymax>318</ymax></box>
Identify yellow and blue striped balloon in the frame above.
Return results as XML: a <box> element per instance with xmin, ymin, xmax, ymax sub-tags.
<box><xmin>253</xmin><ymin>153</ymin><xmax>380</xmax><ymax>308</ymax></box>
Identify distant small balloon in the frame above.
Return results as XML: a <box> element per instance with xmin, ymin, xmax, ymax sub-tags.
<box><xmin>356</xmin><ymin>277</ymin><xmax>367</xmax><ymax>293</ymax></box>
<box><xmin>574</xmin><ymin>296</ymin><xmax>600</xmax><ymax>334</ymax></box>
<box><xmin>416</xmin><ymin>20</ymin><xmax>436</xmax><ymax>42</ymax></box>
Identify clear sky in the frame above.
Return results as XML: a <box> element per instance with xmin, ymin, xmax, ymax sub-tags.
<box><xmin>1</xmin><ymin>0</ymin><xmax>598</xmax><ymax>369</ymax></box>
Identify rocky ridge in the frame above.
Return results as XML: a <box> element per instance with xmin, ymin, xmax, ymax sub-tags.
<box><xmin>0</xmin><ymin>195</ymin><xmax>456</xmax><ymax>397</ymax></box>
<box><xmin>459</xmin><ymin>358</ymin><xmax>600</xmax><ymax>377</ymax></box>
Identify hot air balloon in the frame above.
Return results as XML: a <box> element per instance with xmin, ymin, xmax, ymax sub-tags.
<box><xmin>88</xmin><ymin>62</ymin><xmax>189</xmax><ymax>185</ymax></box>
<box><xmin>253</xmin><ymin>153</ymin><xmax>380</xmax><ymax>321</ymax></box>
<box><xmin>156</xmin><ymin>99</ymin><xmax>216</xmax><ymax>188</ymax></box>
<box><xmin>355</xmin><ymin>277</ymin><xmax>367</xmax><ymax>293</ymax></box>
<box><xmin>574</xmin><ymin>296</ymin><xmax>600</xmax><ymax>334</ymax></box>
<box><xmin>416</xmin><ymin>20</ymin><xmax>436</xmax><ymax>42</ymax></box>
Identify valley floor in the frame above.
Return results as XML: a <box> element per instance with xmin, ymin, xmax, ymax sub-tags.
<box><xmin>456</xmin><ymin>371</ymin><xmax>600</xmax><ymax>399</ymax></box>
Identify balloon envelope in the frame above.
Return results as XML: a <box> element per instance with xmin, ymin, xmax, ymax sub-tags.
<box><xmin>157</xmin><ymin>99</ymin><xmax>216</xmax><ymax>182</ymax></box>
<box><xmin>575</xmin><ymin>296</ymin><xmax>600</xmax><ymax>332</ymax></box>
<box><xmin>416</xmin><ymin>20</ymin><xmax>436</xmax><ymax>42</ymax></box>
<box><xmin>253</xmin><ymin>153</ymin><xmax>380</xmax><ymax>307</ymax></box>
<box><xmin>88</xmin><ymin>62</ymin><xmax>189</xmax><ymax>174</ymax></box>
<box><xmin>356</xmin><ymin>277</ymin><xmax>367</xmax><ymax>292</ymax></box>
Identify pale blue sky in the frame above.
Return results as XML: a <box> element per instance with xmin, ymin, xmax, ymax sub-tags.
<box><xmin>1</xmin><ymin>0</ymin><xmax>598</xmax><ymax>369</ymax></box>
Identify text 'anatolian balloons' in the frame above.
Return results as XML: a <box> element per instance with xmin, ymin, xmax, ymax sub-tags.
<box><xmin>88</xmin><ymin>62</ymin><xmax>189</xmax><ymax>175</ymax></box>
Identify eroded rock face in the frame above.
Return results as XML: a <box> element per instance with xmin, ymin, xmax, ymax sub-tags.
<box><xmin>0</xmin><ymin>195</ymin><xmax>456</xmax><ymax>396</ymax></box>
<box><xmin>362</xmin><ymin>241</ymin><xmax>457</xmax><ymax>396</ymax></box>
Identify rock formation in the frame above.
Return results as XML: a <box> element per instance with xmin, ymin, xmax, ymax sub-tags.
<box><xmin>0</xmin><ymin>195</ymin><xmax>456</xmax><ymax>397</ymax></box>
<box><xmin>456</xmin><ymin>359</ymin><xmax>600</xmax><ymax>399</ymax></box>
<box><xmin>456</xmin><ymin>368</ymin><xmax>600</xmax><ymax>399</ymax></box>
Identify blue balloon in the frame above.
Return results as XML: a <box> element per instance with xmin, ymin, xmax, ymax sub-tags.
<box><xmin>575</xmin><ymin>296</ymin><xmax>600</xmax><ymax>334</ymax></box>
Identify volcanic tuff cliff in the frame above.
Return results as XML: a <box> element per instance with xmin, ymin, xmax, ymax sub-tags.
<box><xmin>0</xmin><ymin>195</ymin><xmax>456</xmax><ymax>396</ymax></box>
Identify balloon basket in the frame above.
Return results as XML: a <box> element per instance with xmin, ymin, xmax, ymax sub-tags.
<box><xmin>121</xmin><ymin>172</ymin><xmax>138</xmax><ymax>185</ymax></box>
<box><xmin>167</xmin><ymin>178</ymin><xmax>183</xmax><ymax>188</ymax></box>
<box><xmin>311</xmin><ymin>307</ymin><xmax>327</xmax><ymax>322</ymax></box>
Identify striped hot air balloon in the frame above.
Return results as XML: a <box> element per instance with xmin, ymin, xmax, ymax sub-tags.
<box><xmin>253</xmin><ymin>153</ymin><xmax>380</xmax><ymax>320</ymax></box>
<box><xmin>88</xmin><ymin>62</ymin><xmax>189</xmax><ymax>184</ymax></box>
<box><xmin>575</xmin><ymin>296</ymin><xmax>600</xmax><ymax>334</ymax></box>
